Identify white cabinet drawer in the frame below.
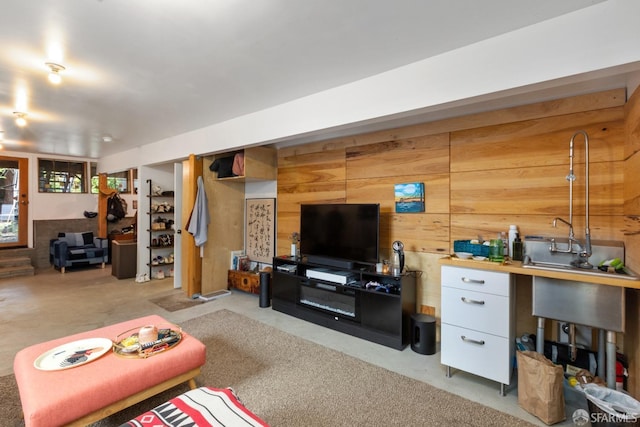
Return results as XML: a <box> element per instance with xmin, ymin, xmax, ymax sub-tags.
<box><xmin>441</xmin><ymin>287</ymin><xmax>510</xmax><ymax>337</ymax></box>
<box><xmin>441</xmin><ymin>265</ymin><xmax>511</xmax><ymax>296</ymax></box>
<box><xmin>441</xmin><ymin>323</ymin><xmax>513</xmax><ymax>384</ymax></box>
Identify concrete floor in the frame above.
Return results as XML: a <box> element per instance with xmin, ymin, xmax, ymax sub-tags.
<box><xmin>0</xmin><ymin>266</ymin><xmax>580</xmax><ymax>426</ymax></box>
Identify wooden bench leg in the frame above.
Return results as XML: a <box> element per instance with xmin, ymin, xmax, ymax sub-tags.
<box><xmin>101</xmin><ymin>262</ymin><xmax>105</xmax><ymax>269</ymax></box>
<box><xmin>66</xmin><ymin>367</ymin><xmax>202</xmax><ymax>427</ymax></box>
<box><xmin>61</xmin><ymin>266</ymin><xmax>65</xmax><ymax>273</ymax></box>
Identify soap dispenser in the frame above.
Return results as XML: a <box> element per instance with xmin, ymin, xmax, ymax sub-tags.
<box><xmin>512</xmin><ymin>233</ymin><xmax>523</xmax><ymax>261</ymax></box>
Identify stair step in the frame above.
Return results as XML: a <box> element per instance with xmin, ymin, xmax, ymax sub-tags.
<box><xmin>0</xmin><ymin>265</ymin><xmax>35</xmax><ymax>278</ymax></box>
<box><xmin>0</xmin><ymin>256</ymin><xmax>32</xmax><ymax>268</ymax></box>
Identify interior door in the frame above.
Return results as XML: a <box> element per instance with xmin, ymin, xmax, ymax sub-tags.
<box><xmin>0</xmin><ymin>156</ymin><xmax>28</xmax><ymax>248</ymax></box>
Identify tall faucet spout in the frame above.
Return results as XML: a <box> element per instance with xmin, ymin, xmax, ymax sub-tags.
<box><xmin>569</xmin><ymin>130</ymin><xmax>593</xmax><ymax>268</ymax></box>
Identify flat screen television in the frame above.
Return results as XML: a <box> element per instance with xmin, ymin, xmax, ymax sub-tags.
<box><xmin>300</xmin><ymin>203</ymin><xmax>380</xmax><ymax>268</ymax></box>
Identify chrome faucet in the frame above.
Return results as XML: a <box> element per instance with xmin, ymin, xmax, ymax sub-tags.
<box><xmin>551</xmin><ymin>217</ymin><xmax>579</xmax><ymax>253</ymax></box>
<box><xmin>550</xmin><ymin>131</ymin><xmax>593</xmax><ymax>268</ymax></box>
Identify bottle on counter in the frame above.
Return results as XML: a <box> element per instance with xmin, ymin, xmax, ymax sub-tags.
<box><xmin>501</xmin><ymin>231</ymin><xmax>508</xmax><ymax>256</ymax></box>
<box><xmin>508</xmin><ymin>225</ymin><xmax>518</xmax><ymax>258</ymax></box>
<box><xmin>512</xmin><ymin>233</ymin><xmax>523</xmax><ymax>261</ymax></box>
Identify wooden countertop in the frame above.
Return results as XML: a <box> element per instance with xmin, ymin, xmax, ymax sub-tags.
<box><xmin>439</xmin><ymin>256</ymin><xmax>640</xmax><ymax>290</ymax></box>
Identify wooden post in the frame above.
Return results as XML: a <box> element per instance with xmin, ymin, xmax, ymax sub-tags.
<box><xmin>98</xmin><ymin>173</ymin><xmax>116</xmax><ymax>238</ymax></box>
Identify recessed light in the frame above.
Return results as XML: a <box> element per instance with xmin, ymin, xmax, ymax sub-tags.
<box><xmin>102</xmin><ymin>135</ymin><xmax>113</xmax><ymax>143</ymax></box>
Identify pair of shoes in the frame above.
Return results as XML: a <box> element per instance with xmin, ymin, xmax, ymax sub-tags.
<box><xmin>156</xmin><ymin>270</ymin><xmax>165</xmax><ymax>279</ymax></box>
<box><xmin>135</xmin><ymin>273</ymin><xmax>150</xmax><ymax>283</ymax></box>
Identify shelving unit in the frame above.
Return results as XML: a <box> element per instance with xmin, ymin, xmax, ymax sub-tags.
<box><xmin>146</xmin><ymin>179</ymin><xmax>175</xmax><ymax>280</ymax></box>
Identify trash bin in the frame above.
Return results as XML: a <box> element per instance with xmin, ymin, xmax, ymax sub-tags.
<box><xmin>410</xmin><ymin>313</ymin><xmax>436</xmax><ymax>355</ymax></box>
<box><xmin>583</xmin><ymin>384</ymin><xmax>640</xmax><ymax>426</ymax></box>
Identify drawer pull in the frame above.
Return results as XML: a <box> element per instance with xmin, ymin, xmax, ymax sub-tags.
<box><xmin>461</xmin><ymin>297</ymin><xmax>485</xmax><ymax>305</ymax></box>
<box><xmin>461</xmin><ymin>336</ymin><xmax>485</xmax><ymax>345</ymax></box>
<box><xmin>461</xmin><ymin>277</ymin><xmax>485</xmax><ymax>284</ymax></box>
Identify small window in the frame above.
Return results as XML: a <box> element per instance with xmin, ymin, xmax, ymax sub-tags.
<box><xmin>38</xmin><ymin>159</ymin><xmax>87</xmax><ymax>193</ymax></box>
<box><xmin>90</xmin><ymin>164</ymin><xmax>135</xmax><ymax>194</ymax></box>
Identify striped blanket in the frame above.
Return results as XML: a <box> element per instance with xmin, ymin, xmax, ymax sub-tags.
<box><xmin>121</xmin><ymin>387</ymin><xmax>269</xmax><ymax>427</ymax></box>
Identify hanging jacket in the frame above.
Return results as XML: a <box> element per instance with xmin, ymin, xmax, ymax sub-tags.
<box><xmin>187</xmin><ymin>176</ymin><xmax>210</xmax><ymax>247</ymax></box>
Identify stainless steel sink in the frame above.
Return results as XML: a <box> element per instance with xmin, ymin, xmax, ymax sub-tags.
<box><xmin>524</xmin><ymin>236</ymin><xmax>630</xmax><ymax>332</ymax></box>
<box><xmin>522</xmin><ymin>260</ymin><xmax>639</xmax><ymax>281</ymax></box>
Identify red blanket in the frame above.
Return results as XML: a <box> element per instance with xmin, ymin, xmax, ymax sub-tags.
<box><xmin>122</xmin><ymin>387</ymin><xmax>269</xmax><ymax>427</ymax></box>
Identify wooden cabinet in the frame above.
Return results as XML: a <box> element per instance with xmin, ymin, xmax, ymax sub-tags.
<box><xmin>201</xmin><ymin>146</ymin><xmax>276</xmax><ymax>295</ymax></box>
<box><xmin>228</xmin><ymin>270</ymin><xmax>260</xmax><ymax>294</ymax></box>
<box><xmin>441</xmin><ymin>265</ymin><xmax>515</xmax><ymax>395</ymax></box>
<box><xmin>213</xmin><ymin>146</ymin><xmax>277</xmax><ymax>182</ymax></box>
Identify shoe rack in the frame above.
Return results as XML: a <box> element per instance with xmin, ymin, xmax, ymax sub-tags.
<box><xmin>146</xmin><ymin>179</ymin><xmax>175</xmax><ymax>280</ymax></box>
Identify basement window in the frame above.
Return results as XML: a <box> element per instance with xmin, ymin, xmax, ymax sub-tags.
<box><xmin>38</xmin><ymin>159</ymin><xmax>87</xmax><ymax>193</ymax></box>
<box><xmin>89</xmin><ymin>163</ymin><xmax>135</xmax><ymax>194</ymax></box>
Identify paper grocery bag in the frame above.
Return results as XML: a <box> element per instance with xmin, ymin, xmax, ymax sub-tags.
<box><xmin>517</xmin><ymin>350</ymin><xmax>565</xmax><ymax>425</ymax></box>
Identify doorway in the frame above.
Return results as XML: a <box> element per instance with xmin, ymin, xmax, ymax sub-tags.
<box><xmin>0</xmin><ymin>156</ymin><xmax>28</xmax><ymax>247</ymax></box>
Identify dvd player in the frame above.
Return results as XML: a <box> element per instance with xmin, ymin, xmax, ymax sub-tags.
<box><xmin>305</xmin><ymin>268</ymin><xmax>356</xmax><ymax>285</ymax></box>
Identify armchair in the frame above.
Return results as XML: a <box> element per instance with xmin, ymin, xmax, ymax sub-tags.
<box><xmin>50</xmin><ymin>232</ymin><xmax>109</xmax><ymax>273</ymax></box>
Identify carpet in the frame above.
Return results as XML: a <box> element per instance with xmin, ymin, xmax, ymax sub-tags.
<box><xmin>0</xmin><ymin>310</ymin><xmax>536</xmax><ymax>426</ymax></box>
<box><xmin>149</xmin><ymin>291</ymin><xmax>204</xmax><ymax>312</ymax></box>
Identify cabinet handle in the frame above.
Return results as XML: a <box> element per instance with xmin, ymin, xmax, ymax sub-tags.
<box><xmin>461</xmin><ymin>277</ymin><xmax>484</xmax><ymax>284</ymax></box>
<box><xmin>461</xmin><ymin>336</ymin><xmax>485</xmax><ymax>345</ymax></box>
<box><xmin>461</xmin><ymin>297</ymin><xmax>485</xmax><ymax>305</ymax></box>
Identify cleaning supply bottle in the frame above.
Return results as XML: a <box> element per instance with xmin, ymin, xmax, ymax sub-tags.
<box><xmin>501</xmin><ymin>231</ymin><xmax>508</xmax><ymax>256</ymax></box>
<box><xmin>508</xmin><ymin>225</ymin><xmax>518</xmax><ymax>258</ymax></box>
<box><xmin>512</xmin><ymin>233</ymin><xmax>523</xmax><ymax>261</ymax></box>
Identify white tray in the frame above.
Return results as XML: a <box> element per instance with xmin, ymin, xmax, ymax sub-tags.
<box><xmin>34</xmin><ymin>337</ymin><xmax>113</xmax><ymax>371</ymax></box>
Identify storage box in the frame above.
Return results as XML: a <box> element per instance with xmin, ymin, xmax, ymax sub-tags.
<box><xmin>453</xmin><ymin>240</ymin><xmax>490</xmax><ymax>257</ymax></box>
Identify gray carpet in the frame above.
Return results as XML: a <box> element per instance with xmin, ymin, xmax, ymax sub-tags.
<box><xmin>1</xmin><ymin>309</ymin><xmax>536</xmax><ymax>426</ymax></box>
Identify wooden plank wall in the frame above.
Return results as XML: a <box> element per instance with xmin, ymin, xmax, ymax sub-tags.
<box><xmin>276</xmin><ymin>87</ymin><xmax>640</xmax><ymax>395</ymax></box>
<box><xmin>624</xmin><ymin>86</ymin><xmax>640</xmax><ymax>396</ymax></box>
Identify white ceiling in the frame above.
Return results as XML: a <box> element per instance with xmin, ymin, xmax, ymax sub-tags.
<box><xmin>0</xmin><ymin>0</ymin><xmax>615</xmax><ymax>159</ymax></box>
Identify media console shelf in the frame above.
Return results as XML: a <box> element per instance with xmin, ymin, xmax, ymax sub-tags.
<box><xmin>271</xmin><ymin>256</ymin><xmax>417</xmax><ymax>350</ymax></box>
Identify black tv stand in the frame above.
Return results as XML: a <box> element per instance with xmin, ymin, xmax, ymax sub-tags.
<box><xmin>271</xmin><ymin>257</ymin><xmax>417</xmax><ymax>350</ymax></box>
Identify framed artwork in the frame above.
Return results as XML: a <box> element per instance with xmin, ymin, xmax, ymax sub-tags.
<box><xmin>245</xmin><ymin>198</ymin><xmax>276</xmax><ymax>264</ymax></box>
<box><xmin>394</xmin><ymin>182</ymin><xmax>425</xmax><ymax>213</ymax></box>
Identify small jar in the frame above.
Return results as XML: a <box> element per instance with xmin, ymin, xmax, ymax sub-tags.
<box><xmin>382</xmin><ymin>260</ymin><xmax>390</xmax><ymax>274</ymax></box>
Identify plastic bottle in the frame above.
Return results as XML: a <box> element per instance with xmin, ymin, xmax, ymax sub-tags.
<box><xmin>500</xmin><ymin>231</ymin><xmax>508</xmax><ymax>256</ymax></box>
<box><xmin>508</xmin><ymin>225</ymin><xmax>518</xmax><ymax>258</ymax></box>
<box><xmin>512</xmin><ymin>233</ymin><xmax>523</xmax><ymax>261</ymax></box>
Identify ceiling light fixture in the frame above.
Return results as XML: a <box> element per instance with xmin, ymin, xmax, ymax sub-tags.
<box><xmin>45</xmin><ymin>62</ymin><xmax>66</xmax><ymax>84</ymax></box>
<box><xmin>102</xmin><ymin>135</ymin><xmax>113</xmax><ymax>143</ymax></box>
<box><xmin>13</xmin><ymin>112</ymin><xmax>28</xmax><ymax>127</ymax></box>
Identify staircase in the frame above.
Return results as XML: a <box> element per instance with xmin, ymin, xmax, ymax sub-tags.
<box><xmin>0</xmin><ymin>253</ymin><xmax>35</xmax><ymax>279</ymax></box>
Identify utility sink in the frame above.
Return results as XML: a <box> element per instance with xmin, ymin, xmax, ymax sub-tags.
<box><xmin>524</xmin><ymin>236</ymin><xmax>629</xmax><ymax>332</ymax></box>
<box><xmin>523</xmin><ymin>260</ymin><xmax>639</xmax><ymax>281</ymax></box>
<box><xmin>522</xmin><ymin>236</ymin><xmax>638</xmax><ymax>281</ymax></box>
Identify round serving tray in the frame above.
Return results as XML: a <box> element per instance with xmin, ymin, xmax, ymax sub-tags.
<box><xmin>113</xmin><ymin>325</ymin><xmax>182</xmax><ymax>359</ymax></box>
<box><xmin>34</xmin><ymin>337</ymin><xmax>113</xmax><ymax>371</ymax></box>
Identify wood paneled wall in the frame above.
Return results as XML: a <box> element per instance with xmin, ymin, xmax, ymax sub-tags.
<box><xmin>276</xmin><ymin>87</ymin><xmax>640</xmax><ymax>395</ymax></box>
<box><xmin>277</xmin><ymin>88</ymin><xmax>629</xmax><ymax>259</ymax></box>
<box><xmin>624</xmin><ymin>86</ymin><xmax>640</xmax><ymax>397</ymax></box>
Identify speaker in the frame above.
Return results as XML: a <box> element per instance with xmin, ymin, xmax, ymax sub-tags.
<box><xmin>410</xmin><ymin>313</ymin><xmax>436</xmax><ymax>355</ymax></box>
<box><xmin>259</xmin><ymin>271</ymin><xmax>271</xmax><ymax>308</ymax></box>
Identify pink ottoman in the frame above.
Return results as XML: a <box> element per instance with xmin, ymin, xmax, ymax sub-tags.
<box><xmin>14</xmin><ymin>315</ymin><xmax>206</xmax><ymax>427</ymax></box>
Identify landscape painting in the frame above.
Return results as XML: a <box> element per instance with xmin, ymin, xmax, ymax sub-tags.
<box><xmin>394</xmin><ymin>182</ymin><xmax>425</xmax><ymax>213</ymax></box>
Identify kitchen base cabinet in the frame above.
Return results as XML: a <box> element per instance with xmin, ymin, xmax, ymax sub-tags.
<box><xmin>441</xmin><ymin>265</ymin><xmax>515</xmax><ymax>395</ymax></box>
